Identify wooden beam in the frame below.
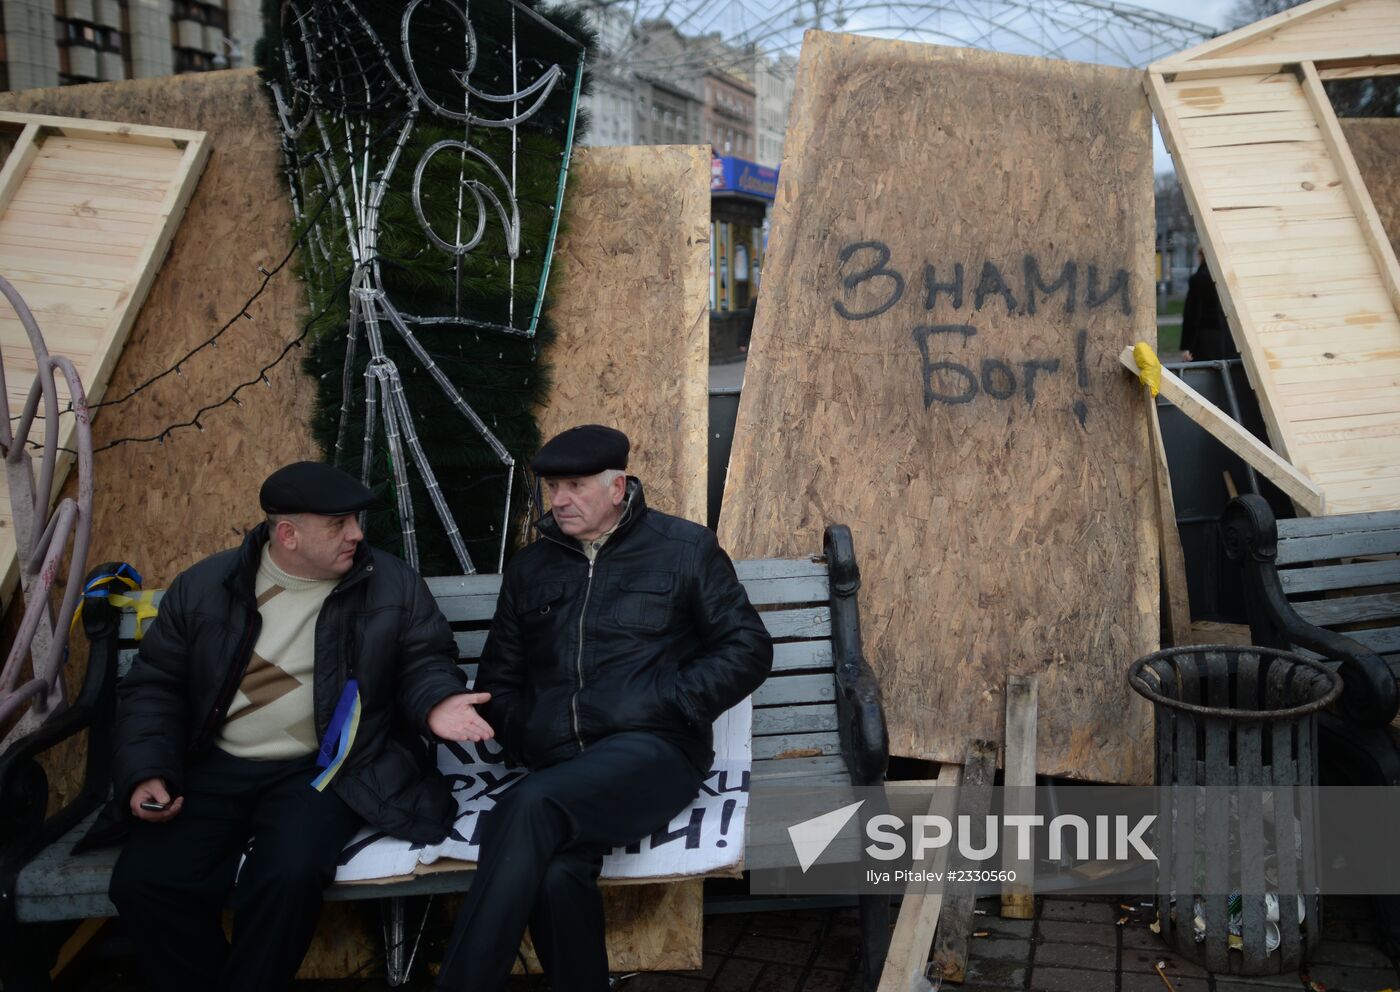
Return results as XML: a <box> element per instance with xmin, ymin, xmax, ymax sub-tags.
<box><xmin>0</xmin><ymin>123</ymin><xmax>40</xmax><ymax>219</ymax></box>
<box><xmin>1152</xmin><ymin>0</ymin><xmax>1355</xmax><ymax>68</ymax></box>
<box><xmin>1146</xmin><ymin>70</ymin><xmax>1305</xmax><ymax>468</ymax></box>
<box><xmin>1298</xmin><ymin>60</ymin><xmax>1400</xmax><ymax>319</ymax></box>
<box><xmin>1319</xmin><ymin>61</ymin><xmax>1400</xmax><ymax>79</ymax></box>
<box><xmin>1157</xmin><ymin>48</ymin><xmax>1400</xmax><ymax>80</ymax></box>
<box><xmin>932</xmin><ymin>740</ymin><xmax>998</xmax><ymax>984</ymax></box>
<box><xmin>1151</xmin><ymin>399</ymin><xmax>1193</xmax><ymax>646</ymax></box>
<box><xmin>1000</xmin><ymin>678</ymin><xmax>1038</xmax><ymax>920</ymax></box>
<box><xmin>878</xmin><ymin>763</ymin><xmax>961</xmax><ymax>992</ymax></box>
<box><xmin>1119</xmin><ymin>347</ymin><xmax>1326</xmax><ymax>515</ymax></box>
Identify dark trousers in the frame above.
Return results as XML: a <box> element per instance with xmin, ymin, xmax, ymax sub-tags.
<box><xmin>108</xmin><ymin>747</ymin><xmax>363</xmax><ymax>992</ymax></box>
<box><xmin>435</xmin><ymin>732</ymin><xmax>703</xmax><ymax>992</ymax></box>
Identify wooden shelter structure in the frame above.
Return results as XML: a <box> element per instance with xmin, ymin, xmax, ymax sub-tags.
<box><xmin>1149</xmin><ymin>0</ymin><xmax>1400</xmax><ymax>514</ymax></box>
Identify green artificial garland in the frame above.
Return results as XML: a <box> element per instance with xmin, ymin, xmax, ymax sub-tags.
<box><xmin>259</xmin><ymin>0</ymin><xmax>594</xmax><ymax>575</ymax></box>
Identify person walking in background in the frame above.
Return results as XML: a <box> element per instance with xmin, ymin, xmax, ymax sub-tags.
<box><xmin>1180</xmin><ymin>248</ymin><xmax>1239</xmax><ymax>363</ymax></box>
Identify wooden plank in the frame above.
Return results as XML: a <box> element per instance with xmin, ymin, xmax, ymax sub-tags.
<box><xmin>1279</xmin><ymin>509</ymin><xmax>1400</xmax><ymax>538</ymax></box>
<box><xmin>1150</xmin><ymin>71</ymin><xmax>1307</xmax><ymax>475</ymax></box>
<box><xmin>1299</xmin><ymin>61</ymin><xmax>1400</xmax><ymax>317</ymax></box>
<box><xmin>877</xmin><ymin>763</ymin><xmax>962</xmax><ymax>992</ymax></box>
<box><xmin>752</xmin><ymin>672</ymin><xmax>837</xmax><ymax>707</ymax></box>
<box><xmin>720</xmin><ymin>35</ymin><xmax>1158</xmax><ymax>784</ymax></box>
<box><xmin>932</xmin><ymin>740</ymin><xmax>998</xmax><ymax>983</ymax></box>
<box><xmin>1348</xmin><ymin>626</ymin><xmax>1400</xmax><ymax>655</ymax></box>
<box><xmin>1119</xmin><ymin>348</ymin><xmax>1324</xmax><ymax>515</ymax></box>
<box><xmin>734</xmin><ymin>558</ymin><xmax>829</xmax><ymax>581</ymax></box>
<box><xmin>537</xmin><ymin>145</ymin><xmax>710</xmax><ymax>523</ymax></box>
<box><xmin>1151</xmin><ymin>398</ymin><xmax>1192</xmax><ymax>646</ymax></box>
<box><xmin>1001</xmin><ymin>678</ymin><xmax>1037</xmax><ymax>920</ymax></box>
<box><xmin>1292</xmin><ymin>591</ymin><xmax>1400</xmax><ymax>626</ymax></box>
<box><xmin>772</xmin><ymin>639</ymin><xmax>834</xmax><ymax>672</ymax></box>
<box><xmin>752</xmin><ymin>730</ymin><xmax>843</xmax><ymax>760</ymax></box>
<box><xmin>761</xmin><ymin>606</ymin><xmax>831</xmax><ymax>640</ymax></box>
<box><xmin>1320</xmin><ymin>61</ymin><xmax>1400</xmax><ymax>78</ymax></box>
<box><xmin>1150</xmin><ymin>0</ymin><xmax>1352</xmax><ymax>67</ymax></box>
<box><xmin>1277</xmin><ymin>530</ymin><xmax>1400</xmax><ymax>564</ymax></box>
<box><xmin>752</xmin><ymin>702</ymin><xmax>838</xmax><ymax>736</ymax></box>
<box><xmin>1280</xmin><ymin>558</ymin><xmax>1400</xmax><ymax>594</ymax></box>
<box><xmin>0</xmin><ymin>123</ymin><xmax>41</xmax><ymax>218</ymax></box>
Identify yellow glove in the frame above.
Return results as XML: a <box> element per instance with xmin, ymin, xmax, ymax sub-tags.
<box><xmin>1132</xmin><ymin>341</ymin><xmax>1161</xmax><ymax>398</ymax></box>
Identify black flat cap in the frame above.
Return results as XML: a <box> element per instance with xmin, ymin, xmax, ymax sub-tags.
<box><xmin>531</xmin><ymin>425</ymin><xmax>630</xmax><ymax>477</ymax></box>
<box><xmin>260</xmin><ymin>461</ymin><xmax>377</xmax><ymax>515</ymax></box>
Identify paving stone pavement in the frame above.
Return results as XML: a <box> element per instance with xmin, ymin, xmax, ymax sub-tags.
<box><xmin>63</xmin><ymin>894</ymin><xmax>1400</xmax><ymax>990</ymax></box>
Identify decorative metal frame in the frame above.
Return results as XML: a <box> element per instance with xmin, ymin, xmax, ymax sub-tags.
<box><xmin>270</xmin><ymin>0</ymin><xmax>584</xmax><ymax>573</ymax></box>
<box><xmin>0</xmin><ymin>276</ymin><xmax>93</xmax><ymax>743</ymax></box>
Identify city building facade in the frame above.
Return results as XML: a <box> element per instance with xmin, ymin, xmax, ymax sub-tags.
<box><xmin>2</xmin><ymin>0</ymin><xmax>259</xmax><ymax>91</ymax></box>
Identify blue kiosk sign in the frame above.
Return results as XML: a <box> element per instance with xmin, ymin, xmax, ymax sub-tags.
<box><xmin>710</xmin><ymin>154</ymin><xmax>778</xmax><ymax>201</ymax></box>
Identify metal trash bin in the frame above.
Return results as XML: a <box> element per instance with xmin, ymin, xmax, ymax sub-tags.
<box><xmin>1128</xmin><ymin>645</ymin><xmax>1341</xmax><ymax>975</ymax></box>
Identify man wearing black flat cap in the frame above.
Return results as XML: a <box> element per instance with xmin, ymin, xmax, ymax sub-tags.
<box><xmin>436</xmin><ymin>425</ymin><xmax>773</xmax><ymax>992</ymax></box>
<box><xmin>106</xmin><ymin>461</ymin><xmax>492</xmax><ymax>992</ymax></box>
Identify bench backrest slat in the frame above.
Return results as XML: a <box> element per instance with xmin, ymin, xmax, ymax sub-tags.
<box><xmin>1276</xmin><ymin>530</ymin><xmax>1400</xmax><ymax>565</ymax></box>
<box><xmin>1292</xmin><ymin>592</ymin><xmax>1400</xmax><ymax>629</ymax></box>
<box><xmin>1280</xmin><ymin>559</ymin><xmax>1400</xmax><ymax>596</ymax></box>
<box><xmin>1276</xmin><ymin>513</ymin><xmax>1400</xmax><ymax>541</ymax></box>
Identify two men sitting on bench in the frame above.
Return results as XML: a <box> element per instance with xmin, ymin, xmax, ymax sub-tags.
<box><xmin>104</xmin><ymin>426</ymin><xmax>772</xmax><ymax>992</ymax></box>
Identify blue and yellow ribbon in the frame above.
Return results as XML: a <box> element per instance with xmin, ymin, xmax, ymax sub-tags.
<box><xmin>70</xmin><ymin>563</ymin><xmax>147</xmax><ymax>637</ymax></box>
<box><xmin>312</xmin><ymin>679</ymin><xmax>362</xmax><ymax>791</ymax></box>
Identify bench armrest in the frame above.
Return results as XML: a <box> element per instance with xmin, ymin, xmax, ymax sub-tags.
<box><xmin>824</xmin><ymin>525</ymin><xmax>889</xmax><ymax>786</ymax></box>
<box><xmin>0</xmin><ymin>577</ymin><xmax>123</xmax><ymax>862</ymax></box>
<box><xmin>1221</xmin><ymin>495</ymin><xmax>1398</xmax><ymax>727</ymax></box>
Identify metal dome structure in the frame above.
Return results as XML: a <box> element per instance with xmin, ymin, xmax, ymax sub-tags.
<box><xmin>594</xmin><ymin>0</ymin><xmax>1218</xmax><ymax>75</ymax></box>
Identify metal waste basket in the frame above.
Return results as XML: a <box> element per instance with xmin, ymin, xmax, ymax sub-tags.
<box><xmin>1128</xmin><ymin>645</ymin><xmax>1341</xmax><ymax>975</ymax></box>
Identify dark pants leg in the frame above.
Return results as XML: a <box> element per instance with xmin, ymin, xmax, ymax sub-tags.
<box><xmin>108</xmin><ymin>749</ymin><xmax>362</xmax><ymax>992</ymax></box>
<box><xmin>435</xmin><ymin>732</ymin><xmax>702</xmax><ymax>992</ymax></box>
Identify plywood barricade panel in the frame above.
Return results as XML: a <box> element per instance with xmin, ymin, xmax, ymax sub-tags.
<box><xmin>0</xmin><ymin>112</ymin><xmax>209</xmax><ymax>606</ymax></box>
<box><xmin>1149</xmin><ymin>1</ymin><xmax>1400</xmax><ymax>514</ymax></box>
<box><xmin>537</xmin><ymin>145</ymin><xmax>710</xmax><ymax>522</ymax></box>
<box><xmin>718</xmin><ymin>32</ymin><xmax>1159</xmax><ymax>784</ymax></box>
<box><xmin>1343</xmin><ymin>118</ymin><xmax>1400</xmax><ymax>261</ymax></box>
<box><xmin>530</xmin><ymin>143</ymin><xmax>711</xmax><ymax>972</ymax></box>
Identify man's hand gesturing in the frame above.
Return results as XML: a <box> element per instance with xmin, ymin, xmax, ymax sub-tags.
<box><xmin>428</xmin><ymin>692</ymin><xmax>495</xmax><ymax>742</ymax></box>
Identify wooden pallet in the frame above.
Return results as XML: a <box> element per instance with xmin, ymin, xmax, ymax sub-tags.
<box><xmin>1150</xmin><ymin>0</ymin><xmax>1400</xmax><ymax>515</ymax></box>
<box><xmin>0</xmin><ymin>111</ymin><xmax>209</xmax><ymax>604</ymax></box>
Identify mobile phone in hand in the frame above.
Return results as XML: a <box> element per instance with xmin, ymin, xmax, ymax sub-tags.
<box><xmin>139</xmin><ymin>799</ymin><xmax>169</xmax><ymax>813</ymax></box>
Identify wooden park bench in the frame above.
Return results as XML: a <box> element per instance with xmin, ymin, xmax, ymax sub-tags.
<box><xmin>1220</xmin><ymin>495</ymin><xmax>1400</xmax><ymax>951</ymax></box>
<box><xmin>0</xmin><ymin>525</ymin><xmax>891</xmax><ymax>989</ymax></box>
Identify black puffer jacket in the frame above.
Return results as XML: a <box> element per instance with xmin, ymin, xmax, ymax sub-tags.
<box><xmin>476</xmin><ymin>480</ymin><xmax>773</xmax><ymax>773</ymax></box>
<box><xmin>108</xmin><ymin>525</ymin><xmax>468</xmax><ymax>843</ymax></box>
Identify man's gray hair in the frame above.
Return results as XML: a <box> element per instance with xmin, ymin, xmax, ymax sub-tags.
<box><xmin>599</xmin><ymin>468</ymin><xmax>625</xmax><ymax>486</ymax></box>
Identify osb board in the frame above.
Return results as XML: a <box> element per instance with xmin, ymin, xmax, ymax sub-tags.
<box><xmin>519</xmin><ymin>879</ymin><xmax>702</xmax><ymax>973</ymax></box>
<box><xmin>0</xmin><ymin>113</ymin><xmax>209</xmax><ymax>607</ymax></box>
<box><xmin>1151</xmin><ymin>69</ymin><xmax>1400</xmax><ymax>513</ymax></box>
<box><xmin>537</xmin><ymin>145</ymin><xmax>709</xmax><ymax>522</ymax></box>
<box><xmin>419</xmin><ymin>881</ymin><xmax>703</xmax><ymax>978</ymax></box>
<box><xmin>0</xmin><ymin>70</ymin><xmax>318</xmax><ymax>815</ymax></box>
<box><xmin>1343</xmin><ymin>118</ymin><xmax>1400</xmax><ymax>260</ymax></box>
<box><xmin>1167</xmin><ymin>0</ymin><xmax>1399</xmax><ymax>66</ymax></box>
<box><xmin>718</xmin><ymin>33</ymin><xmax>1159</xmax><ymax>784</ymax></box>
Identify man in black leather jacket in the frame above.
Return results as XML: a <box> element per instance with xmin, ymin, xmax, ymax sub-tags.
<box><xmin>106</xmin><ymin>462</ymin><xmax>492</xmax><ymax>991</ymax></box>
<box><xmin>435</xmin><ymin>425</ymin><xmax>773</xmax><ymax>991</ymax></box>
